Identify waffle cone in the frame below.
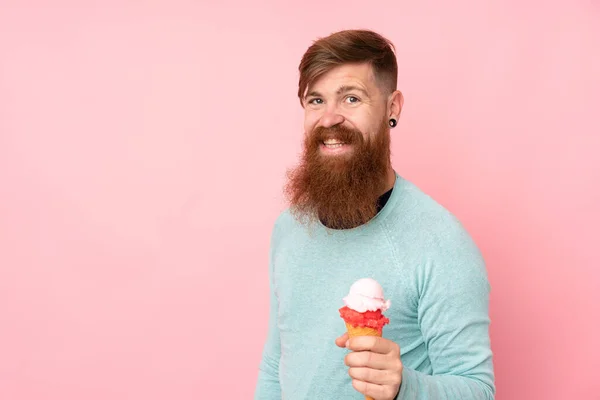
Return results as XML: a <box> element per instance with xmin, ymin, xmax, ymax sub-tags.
<box><xmin>345</xmin><ymin>322</ymin><xmax>382</xmax><ymax>338</ymax></box>
<box><xmin>345</xmin><ymin>323</ymin><xmax>381</xmax><ymax>400</ymax></box>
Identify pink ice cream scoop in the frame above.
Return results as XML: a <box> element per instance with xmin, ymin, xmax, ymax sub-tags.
<box><xmin>343</xmin><ymin>278</ymin><xmax>391</xmax><ymax>313</ymax></box>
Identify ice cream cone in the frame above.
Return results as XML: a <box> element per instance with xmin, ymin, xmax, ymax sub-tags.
<box><xmin>345</xmin><ymin>323</ymin><xmax>380</xmax><ymax>400</ymax></box>
<box><xmin>340</xmin><ymin>278</ymin><xmax>392</xmax><ymax>400</ymax></box>
<box><xmin>345</xmin><ymin>323</ymin><xmax>381</xmax><ymax>338</ymax></box>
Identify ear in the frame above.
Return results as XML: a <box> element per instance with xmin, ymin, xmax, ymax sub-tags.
<box><xmin>387</xmin><ymin>90</ymin><xmax>404</xmax><ymax>120</ymax></box>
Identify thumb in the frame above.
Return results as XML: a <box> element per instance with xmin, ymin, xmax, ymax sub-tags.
<box><xmin>335</xmin><ymin>332</ymin><xmax>349</xmax><ymax>348</ymax></box>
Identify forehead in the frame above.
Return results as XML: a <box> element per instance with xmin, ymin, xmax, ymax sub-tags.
<box><xmin>307</xmin><ymin>63</ymin><xmax>378</xmax><ymax>94</ymax></box>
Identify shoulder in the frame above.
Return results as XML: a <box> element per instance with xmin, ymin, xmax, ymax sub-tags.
<box><xmin>271</xmin><ymin>207</ymin><xmax>295</xmax><ymax>235</ymax></box>
<box><xmin>388</xmin><ymin>177</ymin><xmax>486</xmax><ymax>269</ymax></box>
<box><xmin>389</xmin><ymin>178</ymin><xmax>490</xmax><ymax>294</ymax></box>
<box><xmin>267</xmin><ymin>207</ymin><xmax>297</xmax><ymax>248</ymax></box>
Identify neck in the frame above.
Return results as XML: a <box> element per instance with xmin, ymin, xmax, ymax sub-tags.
<box><xmin>381</xmin><ymin>166</ymin><xmax>396</xmax><ymax>195</ymax></box>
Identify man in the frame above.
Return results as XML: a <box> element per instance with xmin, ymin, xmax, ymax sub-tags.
<box><xmin>254</xmin><ymin>29</ymin><xmax>495</xmax><ymax>400</ymax></box>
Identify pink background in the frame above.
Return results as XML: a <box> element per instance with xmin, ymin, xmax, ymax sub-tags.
<box><xmin>1</xmin><ymin>1</ymin><xmax>598</xmax><ymax>399</ymax></box>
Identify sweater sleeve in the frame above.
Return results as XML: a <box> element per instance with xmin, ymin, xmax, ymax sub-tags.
<box><xmin>397</xmin><ymin>221</ymin><xmax>495</xmax><ymax>399</ymax></box>
<box><xmin>254</xmin><ymin>223</ymin><xmax>282</xmax><ymax>400</ymax></box>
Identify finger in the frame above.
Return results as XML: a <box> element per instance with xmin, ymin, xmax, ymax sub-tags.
<box><xmin>335</xmin><ymin>332</ymin><xmax>349</xmax><ymax>348</ymax></box>
<box><xmin>348</xmin><ymin>367</ymin><xmax>402</xmax><ymax>386</ymax></box>
<box><xmin>345</xmin><ymin>350</ymin><xmax>389</xmax><ymax>370</ymax></box>
<box><xmin>348</xmin><ymin>336</ymin><xmax>400</xmax><ymax>355</ymax></box>
<box><xmin>352</xmin><ymin>379</ymin><xmax>398</xmax><ymax>400</ymax></box>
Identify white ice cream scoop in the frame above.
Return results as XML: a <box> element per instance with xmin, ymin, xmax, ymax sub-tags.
<box><xmin>343</xmin><ymin>278</ymin><xmax>391</xmax><ymax>313</ymax></box>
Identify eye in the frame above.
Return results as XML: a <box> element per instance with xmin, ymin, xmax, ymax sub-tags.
<box><xmin>345</xmin><ymin>96</ymin><xmax>360</xmax><ymax>104</ymax></box>
<box><xmin>308</xmin><ymin>98</ymin><xmax>323</xmax><ymax>105</ymax></box>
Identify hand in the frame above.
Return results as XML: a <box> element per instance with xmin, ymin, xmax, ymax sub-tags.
<box><xmin>335</xmin><ymin>332</ymin><xmax>403</xmax><ymax>400</ymax></box>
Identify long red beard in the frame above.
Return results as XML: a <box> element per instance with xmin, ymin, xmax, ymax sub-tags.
<box><xmin>284</xmin><ymin>119</ymin><xmax>391</xmax><ymax>230</ymax></box>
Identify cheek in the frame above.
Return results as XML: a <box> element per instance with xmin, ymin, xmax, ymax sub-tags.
<box><xmin>352</xmin><ymin>114</ymin><xmax>374</xmax><ymax>135</ymax></box>
<box><xmin>304</xmin><ymin>110</ymin><xmax>320</xmax><ymax>133</ymax></box>
<box><xmin>303</xmin><ymin>122</ymin><xmax>312</xmax><ymax>135</ymax></box>
<box><xmin>359</xmin><ymin>126</ymin><xmax>379</xmax><ymax>145</ymax></box>
<box><xmin>303</xmin><ymin>119</ymin><xmax>315</xmax><ymax>134</ymax></box>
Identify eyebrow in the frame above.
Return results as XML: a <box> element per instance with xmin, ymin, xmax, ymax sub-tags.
<box><xmin>305</xmin><ymin>85</ymin><xmax>370</xmax><ymax>100</ymax></box>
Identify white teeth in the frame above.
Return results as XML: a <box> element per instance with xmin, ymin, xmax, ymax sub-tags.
<box><xmin>324</xmin><ymin>143</ymin><xmax>344</xmax><ymax>148</ymax></box>
<box><xmin>323</xmin><ymin>139</ymin><xmax>345</xmax><ymax>145</ymax></box>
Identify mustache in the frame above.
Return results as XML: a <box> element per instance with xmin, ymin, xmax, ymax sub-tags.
<box><xmin>310</xmin><ymin>125</ymin><xmax>365</xmax><ymax>145</ymax></box>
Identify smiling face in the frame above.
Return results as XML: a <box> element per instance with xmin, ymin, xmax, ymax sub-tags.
<box><xmin>284</xmin><ymin>62</ymin><xmax>403</xmax><ymax>230</ymax></box>
<box><xmin>303</xmin><ymin>62</ymin><xmax>388</xmax><ymax>156</ymax></box>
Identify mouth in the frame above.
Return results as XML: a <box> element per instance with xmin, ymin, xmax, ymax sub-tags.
<box><xmin>323</xmin><ymin>142</ymin><xmax>345</xmax><ymax>148</ymax></box>
<box><xmin>320</xmin><ymin>140</ymin><xmax>351</xmax><ymax>153</ymax></box>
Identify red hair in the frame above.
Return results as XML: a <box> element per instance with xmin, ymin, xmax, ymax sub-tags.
<box><xmin>298</xmin><ymin>29</ymin><xmax>398</xmax><ymax>106</ymax></box>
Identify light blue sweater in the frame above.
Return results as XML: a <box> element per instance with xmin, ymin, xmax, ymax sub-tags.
<box><xmin>255</xmin><ymin>173</ymin><xmax>495</xmax><ymax>399</ymax></box>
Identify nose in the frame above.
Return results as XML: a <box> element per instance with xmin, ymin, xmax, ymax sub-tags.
<box><xmin>319</xmin><ymin>107</ymin><xmax>345</xmax><ymax>128</ymax></box>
